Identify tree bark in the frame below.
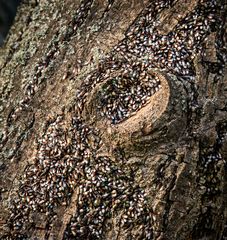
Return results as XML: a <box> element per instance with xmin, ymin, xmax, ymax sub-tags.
<box><xmin>0</xmin><ymin>0</ymin><xmax>226</xmax><ymax>239</ymax></box>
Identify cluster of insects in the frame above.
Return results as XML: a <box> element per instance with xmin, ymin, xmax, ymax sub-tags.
<box><xmin>79</xmin><ymin>0</ymin><xmax>219</xmax><ymax>124</ymax></box>
<box><xmin>64</xmin><ymin>155</ymin><xmax>153</xmax><ymax>239</ymax></box>
<box><xmin>7</xmin><ymin>114</ymin><xmax>153</xmax><ymax>239</ymax></box>
<box><xmin>97</xmin><ymin>67</ymin><xmax>161</xmax><ymax>124</ymax></box>
<box><xmin>5</xmin><ymin>0</ymin><xmax>224</xmax><ymax>239</ymax></box>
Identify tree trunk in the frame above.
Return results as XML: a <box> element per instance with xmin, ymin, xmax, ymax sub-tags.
<box><xmin>0</xmin><ymin>0</ymin><xmax>226</xmax><ymax>239</ymax></box>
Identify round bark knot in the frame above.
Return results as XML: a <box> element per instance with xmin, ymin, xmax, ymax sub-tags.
<box><xmin>84</xmin><ymin>70</ymin><xmax>170</xmax><ymax>149</ymax></box>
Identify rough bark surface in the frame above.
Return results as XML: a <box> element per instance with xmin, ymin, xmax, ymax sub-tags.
<box><xmin>0</xmin><ymin>0</ymin><xmax>226</xmax><ymax>240</ymax></box>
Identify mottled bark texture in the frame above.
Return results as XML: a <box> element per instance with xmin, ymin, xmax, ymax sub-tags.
<box><xmin>0</xmin><ymin>0</ymin><xmax>226</xmax><ymax>240</ymax></box>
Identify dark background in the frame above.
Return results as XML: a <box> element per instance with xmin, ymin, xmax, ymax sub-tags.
<box><xmin>0</xmin><ymin>0</ymin><xmax>21</xmax><ymax>46</ymax></box>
